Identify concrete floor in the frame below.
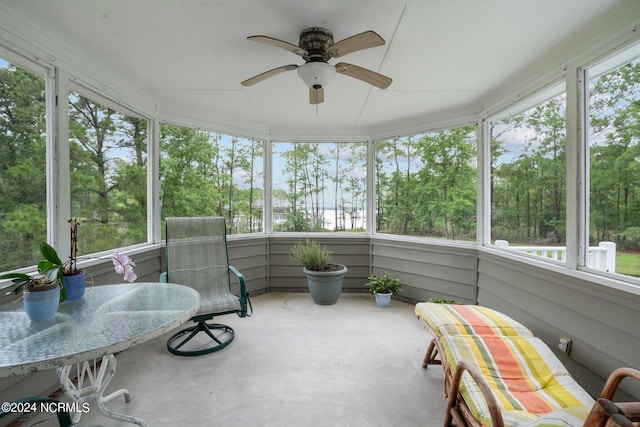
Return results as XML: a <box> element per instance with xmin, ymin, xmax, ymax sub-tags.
<box><xmin>74</xmin><ymin>292</ymin><xmax>447</xmax><ymax>427</ymax></box>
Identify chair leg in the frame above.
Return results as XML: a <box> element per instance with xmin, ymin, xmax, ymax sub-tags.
<box><xmin>167</xmin><ymin>321</ymin><xmax>235</xmax><ymax>356</ymax></box>
<box><xmin>423</xmin><ymin>338</ymin><xmax>441</xmax><ymax>368</ymax></box>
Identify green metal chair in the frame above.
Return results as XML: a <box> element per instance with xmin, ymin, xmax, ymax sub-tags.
<box><xmin>161</xmin><ymin>217</ymin><xmax>251</xmax><ymax>356</ymax></box>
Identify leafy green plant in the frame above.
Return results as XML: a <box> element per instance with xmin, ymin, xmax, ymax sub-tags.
<box><xmin>38</xmin><ymin>242</ymin><xmax>81</xmax><ymax>281</ymax></box>
<box><xmin>290</xmin><ymin>239</ymin><xmax>333</xmax><ymax>271</ymax></box>
<box><xmin>39</xmin><ymin>219</ymin><xmax>83</xmax><ymax>282</ymax></box>
<box><xmin>427</xmin><ymin>297</ymin><xmax>460</xmax><ymax>304</ymax></box>
<box><xmin>0</xmin><ymin>272</ymin><xmax>60</xmax><ymax>297</ymax></box>
<box><xmin>366</xmin><ymin>272</ymin><xmax>403</xmax><ymax>296</ymax></box>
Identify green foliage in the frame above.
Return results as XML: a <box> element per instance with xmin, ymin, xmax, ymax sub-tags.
<box><xmin>375</xmin><ymin>126</ymin><xmax>477</xmax><ymax>239</ymax></box>
<box><xmin>160</xmin><ymin>124</ymin><xmax>264</xmax><ymax>235</ymax></box>
<box><xmin>274</xmin><ymin>142</ymin><xmax>367</xmax><ymax>232</ymax></box>
<box><xmin>68</xmin><ymin>94</ymin><xmax>148</xmax><ymax>253</ymax></box>
<box><xmin>0</xmin><ymin>242</ymin><xmax>70</xmax><ymax>301</ymax></box>
<box><xmin>2</xmin><ymin>53</ymin><xmax>640</xmax><ymax>279</ymax></box>
<box><xmin>38</xmin><ymin>241</ymin><xmax>81</xmax><ymax>282</ymax></box>
<box><xmin>0</xmin><ymin>272</ymin><xmax>59</xmax><ymax>296</ymax></box>
<box><xmin>289</xmin><ymin>239</ymin><xmax>332</xmax><ymax>271</ymax></box>
<box><xmin>426</xmin><ymin>297</ymin><xmax>460</xmax><ymax>304</ymax></box>
<box><xmin>491</xmin><ymin>95</ymin><xmax>567</xmax><ymax>243</ymax></box>
<box><xmin>366</xmin><ymin>272</ymin><xmax>402</xmax><ymax>296</ymax></box>
<box><xmin>0</xmin><ymin>65</ymin><xmax>47</xmax><ymax>270</ymax></box>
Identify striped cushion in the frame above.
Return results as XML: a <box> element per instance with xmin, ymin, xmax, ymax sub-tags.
<box><xmin>415</xmin><ymin>303</ymin><xmax>534</xmax><ymax>338</ymax></box>
<box><xmin>440</xmin><ymin>334</ymin><xmax>594</xmax><ymax>427</ymax></box>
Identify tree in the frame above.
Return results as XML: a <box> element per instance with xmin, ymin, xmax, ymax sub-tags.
<box><xmin>0</xmin><ymin>65</ymin><xmax>46</xmax><ymax>269</ymax></box>
<box><xmin>69</xmin><ymin>94</ymin><xmax>148</xmax><ymax>252</ymax></box>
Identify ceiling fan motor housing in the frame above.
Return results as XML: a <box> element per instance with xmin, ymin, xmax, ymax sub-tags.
<box><xmin>298</xmin><ymin>27</ymin><xmax>334</xmax><ymax>62</ymax></box>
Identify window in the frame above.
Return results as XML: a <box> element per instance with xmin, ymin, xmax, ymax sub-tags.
<box><xmin>272</xmin><ymin>142</ymin><xmax>366</xmax><ymax>232</ymax></box>
<box><xmin>0</xmin><ymin>57</ymin><xmax>46</xmax><ymax>270</ymax></box>
<box><xmin>375</xmin><ymin>125</ymin><xmax>477</xmax><ymax>240</ymax></box>
<box><xmin>160</xmin><ymin>124</ymin><xmax>264</xmax><ymax>235</ymax></box>
<box><xmin>490</xmin><ymin>86</ymin><xmax>567</xmax><ymax>261</ymax></box>
<box><xmin>587</xmin><ymin>43</ymin><xmax>640</xmax><ymax>278</ymax></box>
<box><xmin>69</xmin><ymin>91</ymin><xmax>148</xmax><ymax>253</ymax></box>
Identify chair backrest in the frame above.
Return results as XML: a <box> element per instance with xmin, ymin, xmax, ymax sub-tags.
<box><xmin>165</xmin><ymin>217</ymin><xmax>237</xmax><ymax>315</ymax></box>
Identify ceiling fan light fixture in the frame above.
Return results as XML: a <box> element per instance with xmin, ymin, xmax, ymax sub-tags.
<box><xmin>297</xmin><ymin>61</ymin><xmax>336</xmax><ymax>89</ymax></box>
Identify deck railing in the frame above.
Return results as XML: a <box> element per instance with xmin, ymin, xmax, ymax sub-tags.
<box><xmin>494</xmin><ymin>240</ymin><xmax>616</xmax><ymax>273</ymax></box>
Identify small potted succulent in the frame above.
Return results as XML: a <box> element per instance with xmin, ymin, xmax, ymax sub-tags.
<box><xmin>290</xmin><ymin>239</ymin><xmax>348</xmax><ymax>305</ymax></box>
<box><xmin>366</xmin><ymin>271</ymin><xmax>402</xmax><ymax>307</ymax></box>
<box><xmin>0</xmin><ymin>272</ymin><xmax>61</xmax><ymax>321</ymax></box>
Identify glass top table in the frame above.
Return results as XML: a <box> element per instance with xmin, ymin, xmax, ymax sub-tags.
<box><xmin>0</xmin><ymin>282</ymin><xmax>200</xmax><ymax>425</ymax></box>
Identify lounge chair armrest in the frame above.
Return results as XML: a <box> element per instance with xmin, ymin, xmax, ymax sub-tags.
<box><xmin>582</xmin><ymin>367</ymin><xmax>640</xmax><ymax>427</ymax></box>
<box><xmin>600</xmin><ymin>367</ymin><xmax>640</xmax><ymax>400</ymax></box>
<box><xmin>445</xmin><ymin>360</ymin><xmax>504</xmax><ymax>427</ymax></box>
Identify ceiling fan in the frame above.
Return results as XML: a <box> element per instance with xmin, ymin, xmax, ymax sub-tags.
<box><xmin>241</xmin><ymin>27</ymin><xmax>392</xmax><ymax>104</ymax></box>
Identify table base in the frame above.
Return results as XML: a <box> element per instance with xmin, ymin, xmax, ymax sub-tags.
<box><xmin>57</xmin><ymin>354</ymin><xmax>148</xmax><ymax>426</ymax></box>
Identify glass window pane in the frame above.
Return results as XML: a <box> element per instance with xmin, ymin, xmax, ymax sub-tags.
<box><xmin>588</xmin><ymin>52</ymin><xmax>640</xmax><ymax>278</ymax></box>
<box><xmin>375</xmin><ymin>125</ymin><xmax>477</xmax><ymax>241</ymax></box>
<box><xmin>490</xmin><ymin>91</ymin><xmax>567</xmax><ymax>262</ymax></box>
<box><xmin>272</xmin><ymin>142</ymin><xmax>366</xmax><ymax>232</ymax></box>
<box><xmin>160</xmin><ymin>124</ymin><xmax>264</xmax><ymax>235</ymax></box>
<box><xmin>69</xmin><ymin>92</ymin><xmax>148</xmax><ymax>253</ymax></box>
<box><xmin>0</xmin><ymin>58</ymin><xmax>46</xmax><ymax>270</ymax></box>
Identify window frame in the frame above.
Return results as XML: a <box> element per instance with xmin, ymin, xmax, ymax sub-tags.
<box><xmin>580</xmin><ymin>40</ymin><xmax>640</xmax><ymax>286</ymax></box>
<box><xmin>485</xmin><ymin>80</ymin><xmax>568</xmax><ymax>266</ymax></box>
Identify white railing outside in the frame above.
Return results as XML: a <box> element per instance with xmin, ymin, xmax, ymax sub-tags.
<box><xmin>494</xmin><ymin>240</ymin><xmax>616</xmax><ymax>273</ymax></box>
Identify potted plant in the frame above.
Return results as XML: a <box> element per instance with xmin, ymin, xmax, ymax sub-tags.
<box><xmin>290</xmin><ymin>239</ymin><xmax>348</xmax><ymax>305</ymax></box>
<box><xmin>0</xmin><ymin>273</ymin><xmax>61</xmax><ymax>321</ymax></box>
<box><xmin>39</xmin><ymin>219</ymin><xmax>85</xmax><ymax>301</ymax></box>
<box><xmin>366</xmin><ymin>271</ymin><xmax>402</xmax><ymax>307</ymax></box>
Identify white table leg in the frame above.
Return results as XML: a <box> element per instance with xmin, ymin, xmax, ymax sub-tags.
<box><xmin>57</xmin><ymin>354</ymin><xmax>148</xmax><ymax>426</ymax></box>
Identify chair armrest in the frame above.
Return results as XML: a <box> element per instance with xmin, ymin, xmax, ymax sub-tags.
<box><xmin>582</xmin><ymin>367</ymin><xmax>640</xmax><ymax>426</ymax></box>
<box><xmin>160</xmin><ymin>272</ymin><xmax>168</xmax><ymax>283</ymax></box>
<box><xmin>228</xmin><ymin>265</ymin><xmax>246</xmax><ymax>296</ymax></box>
<box><xmin>229</xmin><ymin>265</ymin><xmax>252</xmax><ymax>317</ymax></box>
<box><xmin>599</xmin><ymin>367</ymin><xmax>640</xmax><ymax>400</ymax></box>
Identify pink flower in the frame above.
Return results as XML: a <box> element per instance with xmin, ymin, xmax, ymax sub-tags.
<box><xmin>111</xmin><ymin>249</ymin><xmax>137</xmax><ymax>282</ymax></box>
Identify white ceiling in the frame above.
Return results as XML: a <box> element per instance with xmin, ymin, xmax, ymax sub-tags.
<box><xmin>1</xmin><ymin>0</ymin><xmax>636</xmax><ymax>138</ymax></box>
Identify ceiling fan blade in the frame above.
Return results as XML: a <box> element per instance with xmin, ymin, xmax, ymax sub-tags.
<box><xmin>309</xmin><ymin>87</ymin><xmax>324</xmax><ymax>105</ymax></box>
<box><xmin>241</xmin><ymin>65</ymin><xmax>298</xmax><ymax>87</ymax></box>
<box><xmin>335</xmin><ymin>62</ymin><xmax>392</xmax><ymax>89</ymax></box>
<box><xmin>328</xmin><ymin>31</ymin><xmax>385</xmax><ymax>58</ymax></box>
<box><xmin>247</xmin><ymin>35</ymin><xmax>307</xmax><ymax>57</ymax></box>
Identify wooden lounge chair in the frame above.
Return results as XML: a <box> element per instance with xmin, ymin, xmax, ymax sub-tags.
<box><xmin>415</xmin><ymin>302</ymin><xmax>533</xmax><ymax>394</ymax></box>
<box><xmin>445</xmin><ymin>359</ymin><xmax>640</xmax><ymax>427</ymax></box>
<box><xmin>415</xmin><ymin>302</ymin><xmax>640</xmax><ymax>427</ymax></box>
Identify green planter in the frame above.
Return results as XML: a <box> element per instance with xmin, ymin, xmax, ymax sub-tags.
<box><xmin>303</xmin><ymin>264</ymin><xmax>348</xmax><ymax>305</ymax></box>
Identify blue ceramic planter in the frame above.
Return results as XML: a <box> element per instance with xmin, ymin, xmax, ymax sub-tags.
<box><xmin>24</xmin><ymin>286</ymin><xmax>60</xmax><ymax>321</ymax></box>
<box><xmin>63</xmin><ymin>272</ymin><xmax>86</xmax><ymax>301</ymax></box>
<box><xmin>374</xmin><ymin>292</ymin><xmax>392</xmax><ymax>308</ymax></box>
